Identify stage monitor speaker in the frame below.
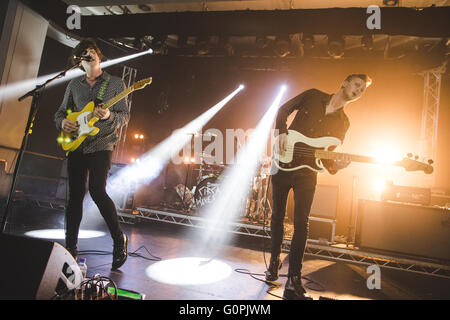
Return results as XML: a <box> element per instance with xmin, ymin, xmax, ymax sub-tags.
<box><xmin>0</xmin><ymin>233</ymin><xmax>82</xmax><ymax>300</ymax></box>
<box><xmin>356</xmin><ymin>199</ymin><xmax>450</xmax><ymax>262</ymax></box>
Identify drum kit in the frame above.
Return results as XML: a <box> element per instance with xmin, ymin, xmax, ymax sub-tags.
<box><xmin>168</xmin><ymin>139</ymin><xmax>272</xmax><ymax>222</ymax></box>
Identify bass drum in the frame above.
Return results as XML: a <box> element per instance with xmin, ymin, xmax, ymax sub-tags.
<box><xmin>193</xmin><ymin>176</ymin><xmax>221</xmax><ymax>210</ymax></box>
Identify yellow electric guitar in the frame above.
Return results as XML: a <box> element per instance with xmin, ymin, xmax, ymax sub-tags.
<box><xmin>58</xmin><ymin>77</ymin><xmax>152</xmax><ymax>152</ymax></box>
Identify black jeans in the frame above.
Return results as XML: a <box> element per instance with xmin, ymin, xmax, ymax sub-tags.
<box><xmin>270</xmin><ymin>172</ymin><xmax>317</xmax><ymax>277</ymax></box>
<box><xmin>65</xmin><ymin>150</ymin><xmax>122</xmax><ymax>248</ymax></box>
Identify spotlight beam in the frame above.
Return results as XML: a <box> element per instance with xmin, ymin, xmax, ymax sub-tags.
<box><xmin>0</xmin><ymin>49</ymin><xmax>152</xmax><ymax>102</ymax></box>
<box><xmin>82</xmin><ymin>85</ymin><xmax>244</xmax><ymax>216</ymax></box>
<box><xmin>195</xmin><ymin>85</ymin><xmax>287</xmax><ymax>254</ymax></box>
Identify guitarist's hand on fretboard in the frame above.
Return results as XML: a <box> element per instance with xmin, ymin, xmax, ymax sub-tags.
<box><xmin>334</xmin><ymin>153</ymin><xmax>351</xmax><ymax>171</ymax></box>
<box><xmin>93</xmin><ymin>104</ymin><xmax>110</xmax><ymax>120</ymax></box>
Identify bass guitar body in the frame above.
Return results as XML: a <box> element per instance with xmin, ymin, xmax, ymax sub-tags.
<box><xmin>273</xmin><ymin>130</ymin><xmax>341</xmax><ymax>172</ymax></box>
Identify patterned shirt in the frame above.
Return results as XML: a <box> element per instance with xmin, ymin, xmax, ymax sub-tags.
<box><xmin>54</xmin><ymin>71</ymin><xmax>129</xmax><ymax>154</ymax></box>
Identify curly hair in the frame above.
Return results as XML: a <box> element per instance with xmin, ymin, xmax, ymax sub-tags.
<box><xmin>70</xmin><ymin>38</ymin><xmax>104</xmax><ymax>71</ymax></box>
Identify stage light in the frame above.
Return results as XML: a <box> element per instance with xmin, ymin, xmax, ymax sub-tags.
<box><xmin>131</xmin><ymin>157</ymin><xmax>136</xmax><ymax>163</ymax></box>
<box><xmin>362</xmin><ymin>34</ymin><xmax>374</xmax><ymax>51</ymax></box>
<box><xmin>274</xmin><ymin>35</ymin><xmax>291</xmax><ymax>57</ymax></box>
<box><xmin>302</xmin><ymin>34</ymin><xmax>315</xmax><ymax>50</ymax></box>
<box><xmin>219</xmin><ymin>36</ymin><xmax>234</xmax><ymax>56</ymax></box>
<box><xmin>177</xmin><ymin>34</ymin><xmax>188</xmax><ymax>48</ymax></box>
<box><xmin>191</xmin><ymin>157</ymin><xmax>196</xmax><ymax>163</ymax></box>
<box><xmin>134</xmin><ymin>134</ymin><xmax>139</xmax><ymax>139</ymax></box>
<box><xmin>25</xmin><ymin>229</ymin><xmax>106</xmax><ymax>240</ymax></box>
<box><xmin>372</xmin><ymin>143</ymin><xmax>403</xmax><ymax>165</ymax></box>
<box><xmin>184</xmin><ymin>156</ymin><xmax>190</xmax><ymax>163</ymax></box>
<box><xmin>239</xmin><ymin>84</ymin><xmax>245</xmax><ymax>90</ymax></box>
<box><xmin>0</xmin><ymin>49</ymin><xmax>152</xmax><ymax>102</ymax></box>
<box><xmin>327</xmin><ymin>35</ymin><xmax>345</xmax><ymax>59</ymax></box>
<box><xmin>140</xmin><ymin>134</ymin><xmax>144</xmax><ymax>139</ymax></box>
<box><xmin>373</xmin><ymin>179</ymin><xmax>387</xmax><ymax>194</ymax></box>
<box><xmin>193</xmin><ymin>85</ymin><xmax>287</xmax><ymax>257</ymax></box>
<box><xmin>150</xmin><ymin>35</ymin><xmax>168</xmax><ymax>55</ymax></box>
<box><xmin>196</xmin><ymin>35</ymin><xmax>210</xmax><ymax>55</ymax></box>
<box><xmin>145</xmin><ymin>257</ymin><xmax>232</xmax><ymax>285</ymax></box>
<box><xmin>383</xmin><ymin>0</ymin><xmax>398</xmax><ymax>6</ymax></box>
<box><xmin>255</xmin><ymin>36</ymin><xmax>269</xmax><ymax>49</ymax></box>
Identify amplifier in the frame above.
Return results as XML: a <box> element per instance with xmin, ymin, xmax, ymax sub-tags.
<box><xmin>381</xmin><ymin>181</ymin><xmax>430</xmax><ymax>205</ymax></box>
<box><xmin>356</xmin><ymin>199</ymin><xmax>450</xmax><ymax>262</ymax></box>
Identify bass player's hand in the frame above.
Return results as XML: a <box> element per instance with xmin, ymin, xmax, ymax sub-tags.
<box><xmin>278</xmin><ymin>133</ymin><xmax>287</xmax><ymax>156</ymax></box>
<box><xmin>334</xmin><ymin>153</ymin><xmax>351</xmax><ymax>171</ymax></box>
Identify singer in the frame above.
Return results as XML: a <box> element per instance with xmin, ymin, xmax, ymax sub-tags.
<box><xmin>54</xmin><ymin>38</ymin><xmax>130</xmax><ymax>270</ymax></box>
<box><xmin>73</xmin><ymin>54</ymin><xmax>93</xmax><ymax>62</ymax></box>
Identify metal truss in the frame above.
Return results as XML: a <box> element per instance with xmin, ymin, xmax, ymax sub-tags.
<box><xmin>112</xmin><ymin>65</ymin><xmax>138</xmax><ymax>163</ymax></box>
<box><xmin>304</xmin><ymin>243</ymin><xmax>450</xmax><ymax>279</ymax></box>
<box><xmin>418</xmin><ymin>62</ymin><xmax>446</xmax><ymax>181</ymax></box>
<box><xmin>117</xmin><ymin>206</ymin><xmax>450</xmax><ymax>279</ymax></box>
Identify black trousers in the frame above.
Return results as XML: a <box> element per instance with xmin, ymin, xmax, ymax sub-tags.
<box><xmin>270</xmin><ymin>172</ymin><xmax>317</xmax><ymax>277</ymax></box>
<box><xmin>65</xmin><ymin>150</ymin><xmax>122</xmax><ymax>248</ymax></box>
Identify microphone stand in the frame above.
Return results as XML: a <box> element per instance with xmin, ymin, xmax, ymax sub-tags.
<box><xmin>0</xmin><ymin>62</ymin><xmax>81</xmax><ymax>233</ymax></box>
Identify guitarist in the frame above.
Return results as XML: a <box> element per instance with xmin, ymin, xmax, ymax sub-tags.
<box><xmin>266</xmin><ymin>74</ymin><xmax>372</xmax><ymax>299</ymax></box>
<box><xmin>54</xmin><ymin>39</ymin><xmax>129</xmax><ymax>270</ymax></box>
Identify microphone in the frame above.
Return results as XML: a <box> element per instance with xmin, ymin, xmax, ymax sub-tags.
<box><xmin>73</xmin><ymin>55</ymin><xmax>93</xmax><ymax>63</ymax></box>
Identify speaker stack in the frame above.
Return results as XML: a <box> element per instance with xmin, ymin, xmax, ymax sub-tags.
<box><xmin>0</xmin><ymin>233</ymin><xmax>82</xmax><ymax>300</ymax></box>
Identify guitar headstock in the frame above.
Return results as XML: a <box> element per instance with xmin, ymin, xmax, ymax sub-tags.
<box><xmin>398</xmin><ymin>155</ymin><xmax>434</xmax><ymax>174</ymax></box>
<box><xmin>133</xmin><ymin>77</ymin><xmax>152</xmax><ymax>90</ymax></box>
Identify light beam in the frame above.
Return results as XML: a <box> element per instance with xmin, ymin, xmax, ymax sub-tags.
<box><xmin>0</xmin><ymin>49</ymin><xmax>152</xmax><ymax>102</ymax></box>
<box><xmin>193</xmin><ymin>85</ymin><xmax>287</xmax><ymax>256</ymax></box>
<box><xmin>81</xmin><ymin>85</ymin><xmax>244</xmax><ymax>221</ymax></box>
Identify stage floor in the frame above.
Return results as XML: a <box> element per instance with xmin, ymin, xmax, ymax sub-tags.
<box><xmin>4</xmin><ymin>202</ymin><xmax>450</xmax><ymax>300</ymax></box>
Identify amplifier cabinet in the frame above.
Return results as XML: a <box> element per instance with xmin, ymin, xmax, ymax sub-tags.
<box><xmin>356</xmin><ymin>199</ymin><xmax>450</xmax><ymax>262</ymax></box>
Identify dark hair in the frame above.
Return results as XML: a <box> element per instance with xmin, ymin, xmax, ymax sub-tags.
<box><xmin>70</xmin><ymin>38</ymin><xmax>103</xmax><ymax>71</ymax></box>
<box><xmin>344</xmin><ymin>74</ymin><xmax>372</xmax><ymax>88</ymax></box>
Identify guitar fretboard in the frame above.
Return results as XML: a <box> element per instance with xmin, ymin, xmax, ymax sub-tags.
<box><xmin>315</xmin><ymin>150</ymin><xmax>378</xmax><ymax>164</ymax></box>
<box><xmin>103</xmin><ymin>86</ymin><xmax>133</xmax><ymax>110</ymax></box>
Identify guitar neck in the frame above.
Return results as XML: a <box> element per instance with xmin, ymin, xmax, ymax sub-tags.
<box><xmin>102</xmin><ymin>87</ymin><xmax>133</xmax><ymax>110</ymax></box>
<box><xmin>315</xmin><ymin>150</ymin><xmax>378</xmax><ymax>164</ymax></box>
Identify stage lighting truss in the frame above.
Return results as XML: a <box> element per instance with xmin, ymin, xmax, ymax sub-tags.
<box><xmin>116</xmin><ymin>207</ymin><xmax>450</xmax><ymax>280</ymax></box>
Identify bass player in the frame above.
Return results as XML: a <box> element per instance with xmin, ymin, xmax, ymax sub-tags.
<box><xmin>266</xmin><ymin>74</ymin><xmax>372</xmax><ymax>299</ymax></box>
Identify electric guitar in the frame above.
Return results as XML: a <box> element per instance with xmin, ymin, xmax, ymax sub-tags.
<box><xmin>273</xmin><ymin>129</ymin><xmax>434</xmax><ymax>174</ymax></box>
<box><xmin>58</xmin><ymin>77</ymin><xmax>152</xmax><ymax>152</ymax></box>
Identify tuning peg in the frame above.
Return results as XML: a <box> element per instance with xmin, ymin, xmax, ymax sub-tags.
<box><xmin>428</xmin><ymin>159</ymin><xmax>434</xmax><ymax>165</ymax></box>
<box><xmin>407</xmin><ymin>153</ymin><xmax>413</xmax><ymax>158</ymax></box>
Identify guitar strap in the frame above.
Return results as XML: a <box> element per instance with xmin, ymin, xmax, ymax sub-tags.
<box><xmin>95</xmin><ymin>73</ymin><xmax>111</xmax><ymax>105</ymax></box>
